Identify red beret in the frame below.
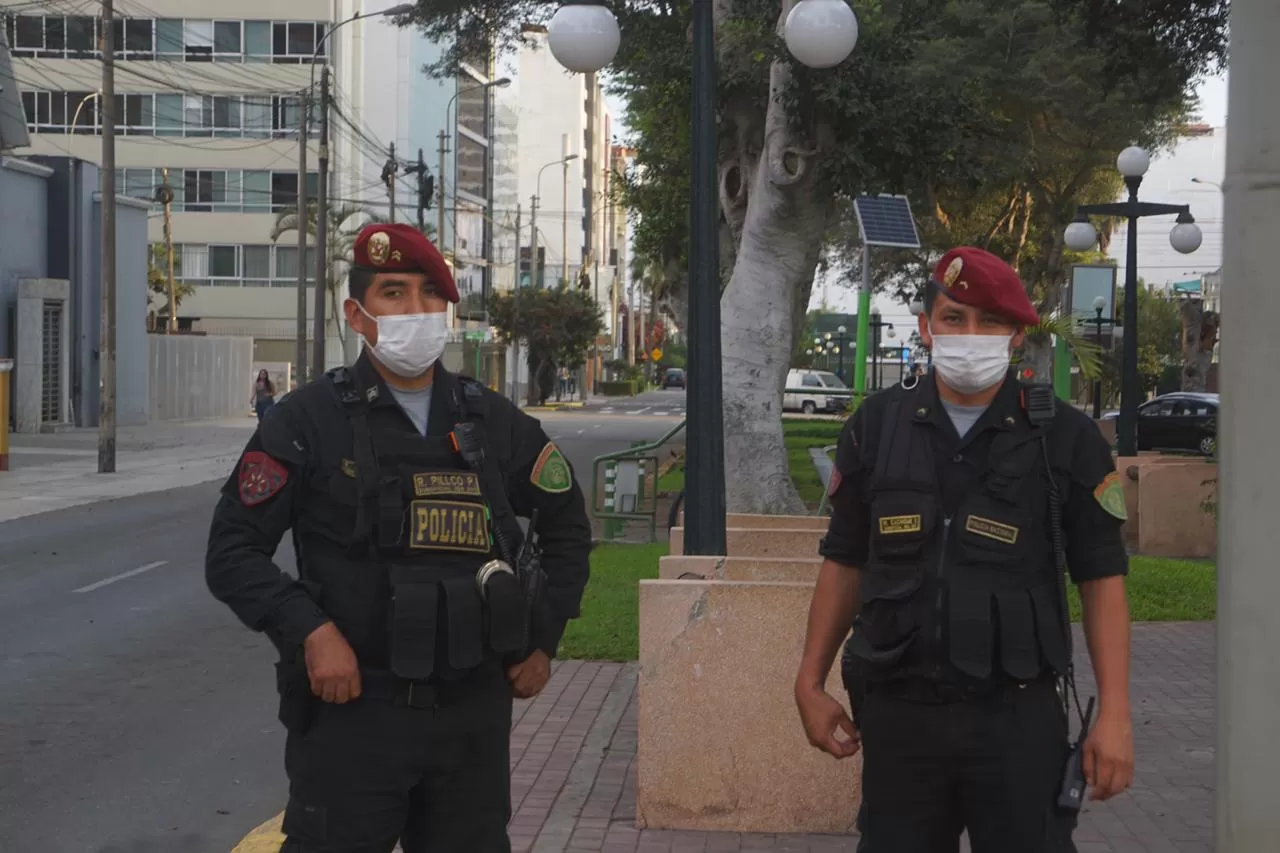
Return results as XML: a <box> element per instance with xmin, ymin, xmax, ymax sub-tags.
<box><xmin>352</xmin><ymin>223</ymin><xmax>458</xmax><ymax>303</ymax></box>
<box><xmin>929</xmin><ymin>246</ymin><xmax>1039</xmax><ymax>327</ymax></box>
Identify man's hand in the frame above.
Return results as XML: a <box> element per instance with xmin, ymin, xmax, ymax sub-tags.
<box><xmin>795</xmin><ymin>682</ymin><xmax>860</xmax><ymax>759</ymax></box>
<box><xmin>1083</xmin><ymin>712</ymin><xmax>1134</xmax><ymax>800</ymax></box>
<box><xmin>303</xmin><ymin>622</ymin><xmax>362</xmax><ymax>704</ymax></box>
<box><xmin>507</xmin><ymin>649</ymin><xmax>551</xmax><ymax>698</ymax></box>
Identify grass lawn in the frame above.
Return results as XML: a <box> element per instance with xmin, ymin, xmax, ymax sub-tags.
<box><xmin>555</xmin><ymin>544</ymin><xmax>1214</xmax><ymax>661</ymax></box>
<box><xmin>558</xmin><ymin>542</ymin><xmax>665</xmax><ymax>661</ymax></box>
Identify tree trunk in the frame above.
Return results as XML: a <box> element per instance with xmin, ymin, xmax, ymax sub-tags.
<box><xmin>719</xmin><ymin>54</ymin><xmax>833</xmax><ymax>515</ymax></box>
<box><xmin>1180</xmin><ymin>298</ymin><xmax>1218</xmax><ymax>391</ymax></box>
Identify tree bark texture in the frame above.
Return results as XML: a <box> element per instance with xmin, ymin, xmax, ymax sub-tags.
<box><xmin>717</xmin><ymin>22</ymin><xmax>835</xmax><ymax>514</ymax></box>
<box><xmin>1180</xmin><ymin>298</ymin><xmax>1218</xmax><ymax>392</ymax></box>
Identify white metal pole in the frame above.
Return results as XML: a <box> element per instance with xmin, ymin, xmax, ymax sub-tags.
<box><xmin>1218</xmin><ymin>0</ymin><xmax>1280</xmax><ymax>848</ymax></box>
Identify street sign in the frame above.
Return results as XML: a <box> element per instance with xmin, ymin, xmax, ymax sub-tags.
<box><xmin>854</xmin><ymin>195</ymin><xmax>922</xmax><ymax>249</ymax></box>
<box><xmin>651</xmin><ymin>348</ymin><xmax>663</xmax><ymax>362</ymax></box>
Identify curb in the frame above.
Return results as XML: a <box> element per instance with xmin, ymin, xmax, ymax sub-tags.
<box><xmin>523</xmin><ymin>401</ymin><xmax>588</xmax><ymax>411</ymax></box>
<box><xmin>230</xmin><ymin>812</ymin><xmax>284</xmax><ymax>852</ymax></box>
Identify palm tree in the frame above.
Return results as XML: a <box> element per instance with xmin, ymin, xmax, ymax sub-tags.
<box><xmin>1019</xmin><ymin>313</ymin><xmax>1104</xmax><ymax>391</ymax></box>
<box><xmin>270</xmin><ymin>203</ymin><xmax>382</xmax><ymax>346</ymax></box>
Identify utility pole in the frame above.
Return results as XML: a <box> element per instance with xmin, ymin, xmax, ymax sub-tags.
<box><xmin>436</xmin><ymin>130</ymin><xmax>448</xmax><ymax>249</ymax></box>
<box><xmin>294</xmin><ymin>91</ymin><xmax>308</xmax><ymax>384</ymax></box>
<box><xmin>529</xmin><ymin>193</ymin><xmax>539</xmax><ymax>288</ymax></box>
<box><xmin>627</xmin><ymin>279</ymin><xmax>637</xmax><ymax>366</ymax></box>
<box><xmin>160</xmin><ymin>168</ymin><xmax>176</xmax><ymax>333</ymax></box>
<box><xmin>561</xmin><ymin>134</ymin><xmax>570</xmax><ymax>286</ymax></box>
<box><xmin>98</xmin><ymin>0</ymin><xmax>117</xmax><ymax>474</ymax></box>
<box><xmin>384</xmin><ymin>141</ymin><xmax>397</xmax><ymax>222</ymax></box>
<box><xmin>311</xmin><ymin>64</ymin><xmax>330</xmax><ymax>379</ymax></box>
<box><xmin>510</xmin><ymin>203</ymin><xmax>521</xmax><ymax>402</ymax></box>
<box><xmin>413</xmin><ymin>147</ymin><xmax>433</xmax><ymax>231</ymax></box>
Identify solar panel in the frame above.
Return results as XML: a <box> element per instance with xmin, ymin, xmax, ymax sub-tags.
<box><xmin>854</xmin><ymin>195</ymin><xmax>921</xmax><ymax>249</ymax></box>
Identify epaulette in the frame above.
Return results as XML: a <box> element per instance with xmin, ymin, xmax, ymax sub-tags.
<box><xmin>325</xmin><ymin>366</ymin><xmax>367</xmax><ymax>406</ymax></box>
<box><xmin>457</xmin><ymin>376</ymin><xmax>486</xmax><ymax>399</ymax></box>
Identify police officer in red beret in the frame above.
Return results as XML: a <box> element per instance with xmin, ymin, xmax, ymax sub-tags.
<box><xmin>795</xmin><ymin>246</ymin><xmax>1134</xmax><ymax>851</ymax></box>
<box><xmin>206</xmin><ymin>223</ymin><xmax>592</xmax><ymax>851</ymax></box>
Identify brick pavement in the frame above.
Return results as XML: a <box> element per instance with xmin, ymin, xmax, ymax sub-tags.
<box><xmin>509</xmin><ymin>622</ymin><xmax>1214</xmax><ymax>853</ymax></box>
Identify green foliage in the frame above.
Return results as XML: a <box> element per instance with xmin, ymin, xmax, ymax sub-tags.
<box><xmin>489</xmin><ymin>286</ymin><xmax>604</xmax><ymax>403</ymax></box>
<box><xmin>146</xmin><ymin>243</ymin><xmax>193</xmax><ymax>319</ymax></box>
<box><xmin>1094</xmin><ymin>283</ymin><xmax>1183</xmax><ymax>404</ymax></box>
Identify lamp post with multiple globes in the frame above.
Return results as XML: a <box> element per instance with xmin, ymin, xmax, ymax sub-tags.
<box><xmin>543</xmin><ymin>0</ymin><xmax>860</xmax><ymax>554</ymax></box>
<box><xmin>1063</xmin><ymin>145</ymin><xmax>1202</xmax><ymax>457</ymax></box>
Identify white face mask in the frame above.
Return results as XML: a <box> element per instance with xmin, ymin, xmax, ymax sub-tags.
<box><xmin>357</xmin><ymin>305</ymin><xmax>448</xmax><ymax>378</ymax></box>
<box><xmin>928</xmin><ymin>328</ymin><xmax>1014</xmax><ymax>394</ymax></box>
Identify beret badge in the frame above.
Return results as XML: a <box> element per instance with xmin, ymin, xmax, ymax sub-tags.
<box><xmin>943</xmin><ymin>256</ymin><xmax>967</xmax><ymax>289</ymax></box>
<box><xmin>368</xmin><ymin>231</ymin><xmax>391</xmax><ymax>266</ymax></box>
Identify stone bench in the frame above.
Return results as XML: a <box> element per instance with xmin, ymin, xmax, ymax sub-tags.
<box><xmin>668</xmin><ymin>526</ymin><xmax>826</xmax><ymax>559</ymax></box>
<box><xmin>1114</xmin><ymin>456</ymin><xmax>1218</xmax><ymax>558</ymax></box>
<box><xmin>638</xmin><ymin>577</ymin><xmax>859</xmax><ymax>833</ymax></box>
<box><xmin>659</xmin><ymin>554</ymin><xmax>822</xmax><ymax>581</ymax></box>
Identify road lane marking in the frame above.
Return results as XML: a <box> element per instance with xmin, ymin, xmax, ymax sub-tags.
<box><xmin>634</xmin><ymin>407</ymin><xmax>651</xmax><ymax>414</ymax></box>
<box><xmin>73</xmin><ymin>560</ymin><xmax>169</xmax><ymax>593</ymax></box>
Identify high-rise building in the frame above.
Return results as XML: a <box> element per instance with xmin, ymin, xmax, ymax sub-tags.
<box><xmin>1</xmin><ymin>1</ymin><xmax>509</xmax><ymax>377</ymax></box>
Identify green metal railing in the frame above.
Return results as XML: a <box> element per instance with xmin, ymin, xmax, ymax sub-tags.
<box><xmin>592</xmin><ymin>418</ymin><xmax>687</xmax><ymax>543</ymax></box>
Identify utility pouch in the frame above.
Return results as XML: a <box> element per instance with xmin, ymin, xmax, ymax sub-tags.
<box><xmin>275</xmin><ymin>653</ymin><xmax>314</xmax><ymax>735</ymax></box>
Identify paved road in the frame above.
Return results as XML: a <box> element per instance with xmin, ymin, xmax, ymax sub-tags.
<box><xmin>585</xmin><ymin>389</ymin><xmax>687</xmax><ymax>418</ymax></box>
<box><xmin>0</xmin><ymin>412</ymin><xmax>678</xmax><ymax>853</ymax></box>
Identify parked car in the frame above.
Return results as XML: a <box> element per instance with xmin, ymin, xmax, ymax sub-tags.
<box><xmin>1101</xmin><ymin>392</ymin><xmax>1218</xmax><ymax>456</ymax></box>
<box><xmin>783</xmin><ymin>369</ymin><xmax>849</xmax><ymax>414</ymax></box>
<box><xmin>661</xmin><ymin>368</ymin><xmax>686</xmax><ymax>389</ymax></box>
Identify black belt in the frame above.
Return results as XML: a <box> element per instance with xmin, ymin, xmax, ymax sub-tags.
<box><xmin>358</xmin><ymin>665</ymin><xmax>503</xmax><ymax>710</ymax></box>
<box><xmin>867</xmin><ymin>673</ymin><xmax>1054</xmax><ymax>704</ymax></box>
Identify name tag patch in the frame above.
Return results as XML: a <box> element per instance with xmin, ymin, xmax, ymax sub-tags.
<box><xmin>965</xmin><ymin>515</ymin><xmax>1019</xmax><ymax>545</ymax></box>
<box><xmin>409</xmin><ymin>500</ymin><xmax>491</xmax><ymax>553</ymax></box>
<box><xmin>413</xmin><ymin>471</ymin><xmax>481</xmax><ymax>497</ymax></box>
<box><xmin>878</xmin><ymin>514</ymin><xmax>922</xmax><ymax>534</ymax></box>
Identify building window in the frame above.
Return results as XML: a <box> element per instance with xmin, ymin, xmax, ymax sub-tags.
<box><xmin>242</xmin><ymin>170</ymin><xmax>271</xmax><ymax>211</ymax></box>
<box><xmin>272</xmin><ymin>21</ymin><xmax>325</xmax><ymax>63</ymax></box>
<box><xmin>183</xmin><ymin>169</ymin><xmax>227</xmax><ymax>212</ymax></box>
<box><xmin>271</xmin><ymin>172</ymin><xmax>299</xmax><ymax>211</ymax></box>
<box><xmin>114</xmin><ymin>93</ymin><xmax>154</xmax><ymax>134</ymax></box>
<box><xmin>273</xmin><ymin>96</ymin><xmax>303</xmax><ymax>138</ymax></box>
<box><xmin>244</xmin><ymin>21</ymin><xmax>272</xmax><ymax>62</ymax></box>
<box><xmin>155</xmin><ymin>19</ymin><xmax>183</xmax><ymax>57</ymax></box>
<box><xmin>243</xmin><ymin>245</ymin><xmax>271</xmax><ymax>286</ymax></box>
<box><xmin>115</xmin><ymin>168</ymin><xmax>157</xmax><ymax>201</ymax></box>
<box><xmin>214</xmin><ymin>21</ymin><xmax>242</xmax><ymax>59</ymax></box>
<box><xmin>212</xmin><ymin>96</ymin><xmax>240</xmax><ymax>136</ymax></box>
<box><xmin>13</xmin><ymin>15</ymin><xmax>45</xmax><ymax>53</ymax></box>
<box><xmin>208</xmin><ymin>245</ymin><xmax>240</xmax><ymax>280</ymax></box>
<box><xmin>40</xmin><ymin>16</ymin><xmax>64</xmax><ymax>58</ymax></box>
<box><xmin>66</xmin><ymin>17</ymin><xmax>95</xmax><ymax>55</ymax></box>
<box><xmin>183</xmin><ymin>20</ymin><xmax>213</xmax><ymax>61</ymax></box>
<box><xmin>455</xmin><ymin>134</ymin><xmax>488</xmax><ymax>201</ymax></box>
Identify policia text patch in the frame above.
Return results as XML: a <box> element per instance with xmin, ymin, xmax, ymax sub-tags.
<box><xmin>409</xmin><ymin>500</ymin><xmax>491</xmax><ymax>553</ymax></box>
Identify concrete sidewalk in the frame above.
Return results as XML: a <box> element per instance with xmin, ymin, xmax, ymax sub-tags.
<box><xmin>0</xmin><ymin>418</ymin><xmax>257</xmax><ymax>522</ymax></box>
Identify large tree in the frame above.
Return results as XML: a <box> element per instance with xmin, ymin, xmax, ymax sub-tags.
<box><xmin>404</xmin><ymin>0</ymin><xmax>1227</xmax><ymax>512</ymax></box>
<box><xmin>488</xmin><ymin>286</ymin><xmax>604</xmax><ymax>404</ymax></box>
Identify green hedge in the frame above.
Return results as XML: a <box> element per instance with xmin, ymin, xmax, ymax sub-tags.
<box><xmin>600</xmin><ymin>380</ymin><xmax>641</xmax><ymax>396</ymax></box>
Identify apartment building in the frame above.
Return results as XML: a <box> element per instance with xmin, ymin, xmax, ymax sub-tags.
<box><xmin>515</xmin><ymin>25</ymin><xmax>620</xmax><ymax>314</ymax></box>
<box><xmin>3</xmin><ymin>1</ymin><xmax>512</xmax><ymax>378</ymax></box>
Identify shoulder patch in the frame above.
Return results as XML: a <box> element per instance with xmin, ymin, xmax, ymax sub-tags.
<box><xmin>827</xmin><ymin>468</ymin><xmax>843</xmax><ymax>497</ymax></box>
<box><xmin>530</xmin><ymin>442</ymin><xmax>573</xmax><ymax>493</ymax></box>
<box><xmin>239</xmin><ymin>451</ymin><xmax>289</xmax><ymax>506</ymax></box>
<box><xmin>1093</xmin><ymin>471</ymin><xmax>1128</xmax><ymax>521</ymax></box>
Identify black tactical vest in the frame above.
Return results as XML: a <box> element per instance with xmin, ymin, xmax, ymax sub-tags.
<box><xmin>291</xmin><ymin>368</ymin><xmax>524</xmax><ymax>683</ymax></box>
<box><xmin>846</xmin><ymin>386</ymin><xmax>1070</xmax><ymax>684</ymax></box>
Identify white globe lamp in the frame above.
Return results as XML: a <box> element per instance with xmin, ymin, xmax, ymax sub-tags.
<box><xmin>784</xmin><ymin>0</ymin><xmax>858</xmax><ymax>69</ymax></box>
<box><xmin>1064</xmin><ymin>218</ymin><xmax>1098</xmax><ymax>252</ymax></box>
<box><xmin>908</xmin><ymin>299</ymin><xmax>924</xmax><ymax>317</ymax></box>
<box><xmin>1170</xmin><ymin>214</ymin><xmax>1203</xmax><ymax>255</ymax></box>
<box><xmin>1117</xmin><ymin>145</ymin><xmax>1151</xmax><ymax>179</ymax></box>
<box><xmin>547</xmin><ymin>4</ymin><xmax>621</xmax><ymax>73</ymax></box>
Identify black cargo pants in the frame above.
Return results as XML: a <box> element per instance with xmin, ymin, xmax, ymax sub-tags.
<box><xmin>855</xmin><ymin>675</ymin><xmax>1078</xmax><ymax>853</ymax></box>
<box><xmin>279</xmin><ymin>663</ymin><xmax>514</xmax><ymax>853</ymax></box>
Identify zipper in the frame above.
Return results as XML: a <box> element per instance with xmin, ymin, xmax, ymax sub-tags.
<box><xmin>932</xmin><ymin>516</ymin><xmax>952</xmax><ymax>679</ymax></box>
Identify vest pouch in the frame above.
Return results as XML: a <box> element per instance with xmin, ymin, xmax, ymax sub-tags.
<box><xmin>440</xmin><ymin>575</ymin><xmax>485</xmax><ymax>671</ymax></box>
<box><xmin>389</xmin><ymin>577</ymin><xmax>439</xmax><ymax>680</ymax></box>
<box><xmin>481</xmin><ymin>570</ymin><xmax>527</xmax><ymax>655</ymax></box>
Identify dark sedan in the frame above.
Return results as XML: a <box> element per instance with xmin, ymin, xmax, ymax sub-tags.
<box><xmin>1102</xmin><ymin>392</ymin><xmax>1218</xmax><ymax>456</ymax></box>
<box><xmin>661</xmin><ymin>368</ymin><xmax>686</xmax><ymax>389</ymax></box>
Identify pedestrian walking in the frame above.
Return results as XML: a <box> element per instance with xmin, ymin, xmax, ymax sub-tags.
<box><xmin>206</xmin><ymin>223</ymin><xmax>593</xmax><ymax>852</ymax></box>
<box><xmin>253</xmin><ymin>369</ymin><xmax>276</xmax><ymax>421</ymax></box>
<box><xmin>796</xmin><ymin>246</ymin><xmax>1134</xmax><ymax>852</ymax></box>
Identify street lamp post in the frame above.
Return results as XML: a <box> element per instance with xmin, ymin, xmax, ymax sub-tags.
<box><xmin>909</xmin><ymin>299</ymin><xmax>931</xmax><ymax>367</ymax></box>
<box><xmin>834</xmin><ymin>324</ymin><xmax>849</xmax><ymax>378</ymax></box>
<box><xmin>1091</xmin><ymin>295</ymin><xmax>1113</xmax><ymax>419</ymax></box>
<box><xmin>532</xmin><ymin>154</ymin><xmax>580</xmax><ymax>289</ymax></box>
<box><xmin>544</xmin><ymin>0</ymin><xmax>858</xmax><ymax>556</ymax></box>
<box><xmin>1064</xmin><ymin>145</ymin><xmax>1203</xmax><ymax>457</ymax></box>
<box><xmin>867</xmin><ymin>310</ymin><xmax>894</xmax><ymax>391</ymax></box>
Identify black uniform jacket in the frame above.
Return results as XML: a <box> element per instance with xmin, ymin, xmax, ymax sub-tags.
<box><xmin>205</xmin><ymin>354</ymin><xmax>592</xmax><ymax>665</ymax></box>
<box><xmin>824</xmin><ymin>371</ymin><xmax>1128</xmax><ymax>684</ymax></box>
